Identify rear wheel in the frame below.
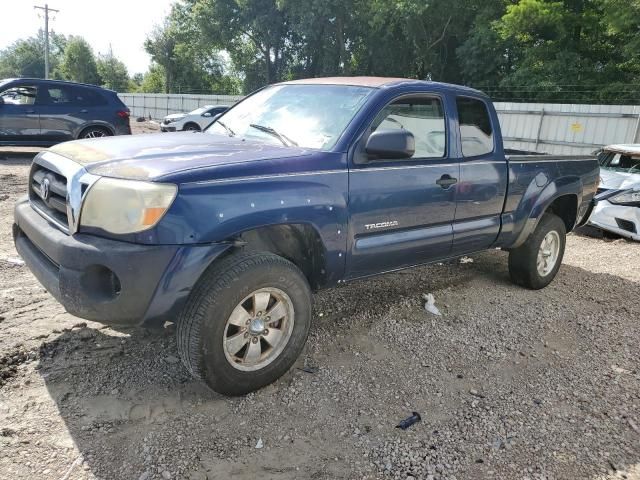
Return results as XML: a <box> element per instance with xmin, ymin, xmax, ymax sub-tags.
<box><xmin>177</xmin><ymin>252</ymin><xmax>312</xmax><ymax>395</ymax></box>
<box><xmin>79</xmin><ymin>126</ymin><xmax>111</xmax><ymax>139</ymax></box>
<box><xmin>508</xmin><ymin>213</ymin><xmax>566</xmax><ymax>289</ymax></box>
<box><xmin>183</xmin><ymin>123</ymin><xmax>200</xmax><ymax>132</ymax></box>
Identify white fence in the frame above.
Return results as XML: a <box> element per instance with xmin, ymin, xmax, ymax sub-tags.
<box><xmin>119</xmin><ymin>93</ymin><xmax>640</xmax><ymax>155</ymax></box>
<box><xmin>495</xmin><ymin>102</ymin><xmax>640</xmax><ymax>155</ymax></box>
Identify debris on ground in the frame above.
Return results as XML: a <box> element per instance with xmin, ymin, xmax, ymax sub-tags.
<box><xmin>396</xmin><ymin>412</ymin><xmax>422</xmax><ymax>430</ymax></box>
<box><xmin>422</xmin><ymin>293</ymin><xmax>442</xmax><ymax>316</ymax></box>
<box><xmin>298</xmin><ymin>365</ymin><xmax>319</xmax><ymax>374</ymax></box>
<box><xmin>5</xmin><ymin>256</ymin><xmax>24</xmax><ymax>266</ymax></box>
<box><xmin>255</xmin><ymin>438</ymin><xmax>264</xmax><ymax>449</ymax></box>
<box><xmin>459</xmin><ymin>256</ymin><xmax>474</xmax><ymax>264</ymax></box>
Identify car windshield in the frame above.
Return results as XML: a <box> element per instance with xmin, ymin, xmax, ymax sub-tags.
<box><xmin>206</xmin><ymin>84</ymin><xmax>374</xmax><ymax>150</ymax></box>
<box><xmin>598</xmin><ymin>150</ymin><xmax>640</xmax><ymax>173</ymax></box>
<box><xmin>188</xmin><ymin>106</ymin><xmax>213</xmax><ymax>115</ymax></box>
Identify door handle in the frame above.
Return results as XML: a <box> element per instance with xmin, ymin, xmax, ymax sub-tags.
<box><xmin>436</xmin><ymin>174</ymin><xmax>458</xmax><ymax>189</ymax></box>
<box><xmin>26</xmin><ymin>109</ymin><xmax>35</xmax><ymax>114</ymax></box>
<box><xmin>79</xmin><ymin>109</ymin><xmax>88</xmax><ymax>113</ymax></box>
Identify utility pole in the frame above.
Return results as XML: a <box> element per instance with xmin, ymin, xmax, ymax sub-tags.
<box><xmin>34</xmin><ymin>4</ymin><xmax>59</xmax><ymax>79</ymax></box>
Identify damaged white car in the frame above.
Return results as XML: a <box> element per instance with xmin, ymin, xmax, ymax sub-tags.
<box><xmin>589</xmin><ymin>144</ymin><xmax>640</xmax><ymax>241</ymax></box>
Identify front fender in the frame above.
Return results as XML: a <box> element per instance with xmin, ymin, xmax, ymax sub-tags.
<box><xmin>156</xmin><ymin>169</ymin><xmax>348</xmax><ymax>277</ymax></box>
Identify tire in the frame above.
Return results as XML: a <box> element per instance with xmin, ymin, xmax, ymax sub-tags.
<box><xmin>79</xmin><ymin>126</ymin><xmax>111</xmax><ymax>139</ymax></box>
<box><xmin>508</xmin><ymin>213</ymin><xmax>567</xmax><ymax>290</ymax></box>
<box><xmin>183</xmin><ymin>123</ymin><xmax>200</xmax><ymax>132</ymax></box>
<box><xmin>177</xmin><ymin>251</ymin><xmax>312</xmax><ymax>396</ymax></box>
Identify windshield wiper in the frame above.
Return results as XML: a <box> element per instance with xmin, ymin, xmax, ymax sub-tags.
<box><xmin>216</xmin><ymin>120</ymin><xmax>236</xmax><ymax>137</ymax></box>
<box><xmin>249</xmin><ymin>123</ymin><xmax>298</xmax><ymax>147</ymax></box>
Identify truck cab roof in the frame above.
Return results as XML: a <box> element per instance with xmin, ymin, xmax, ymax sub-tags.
<box><xmin>280</xmin><ymin>76</ymin><xmax>487</xmax><ymax>97</ymax></box>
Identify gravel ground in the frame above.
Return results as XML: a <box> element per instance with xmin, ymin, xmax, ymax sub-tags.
<box><xmin>1</xmin><ymin>128</ymin><xmax>639</xmax><ymax>479</ymax></box>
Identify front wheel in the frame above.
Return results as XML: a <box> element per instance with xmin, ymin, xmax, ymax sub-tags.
<box><xmin>177</xmin><ymin>252</ymin><xmax>312</xmax><ymax>395</ymax></box>
<box><xmin>183</xmin><ymin>123</ymin><xmax>201</xmax><ymax>132</ymax></box>
<box><xmin>508</xmin><ymin>213</ymin><xmax>566</xmax><ymax>289</ymax></box>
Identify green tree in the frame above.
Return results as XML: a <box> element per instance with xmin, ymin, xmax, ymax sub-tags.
<box><xmin>144</xmin><ymin>1</ymin><xmax>240</xmax><ymax>93</ymax></box>
<box><xmin>58</xmin><ymin>36</ymin><xmax>99</xmax><ymax>84</ymax></box>
<box><xmin>192</xmin><ymin>0</ymin><xmax>290</xmax><ymax>89</ymax></box>
<box><xmin>139</xmin><ymin>64</ymin><xmax>165</xmax><ymax>93</ymax></box>
<box><xmin>0</xmin><ymin>30</ymin><xmax>66</xmax><ymax>78</ymax></box>
<box><xmin>97</xmin><ymin>48</ymin><xmax>130</xmax><ymax>91</ymax></box>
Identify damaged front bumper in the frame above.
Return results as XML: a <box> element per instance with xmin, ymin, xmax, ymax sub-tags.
<box><xmin>13</xmin><ymin>197</ymin><xmax>232</xmax><ymax>326</ymax></box>
<box><xmin>589</xmin><ymin>200</ymin><xmax>640</xmax><ymax>241</ymax></box>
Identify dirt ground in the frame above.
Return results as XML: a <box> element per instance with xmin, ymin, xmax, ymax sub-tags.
<box><xmin>0</xmin><ymin>126</ymin><xmax>639</xmax><ymax>480</ymax></box>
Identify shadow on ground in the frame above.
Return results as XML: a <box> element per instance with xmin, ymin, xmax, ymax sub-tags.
<box><xmin>30</xmin><ymin>251</ymin><xmax>640</xmax><ymax>479</ymax></box>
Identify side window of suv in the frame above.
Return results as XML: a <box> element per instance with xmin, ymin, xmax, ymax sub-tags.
<box><xmin>456</xmin><ymin>97</ymin><xmax>494</xmax><ymax>157</ymax></box>
<box><xmin>370</xmin><ymin>96</ymin><xmax>446</xmax><ymax>158</ymax></box>
<box><xmin>45</xmin><ymin>86</ymin><xmax>74</xmax><ymax>104</ymax></box>
<box><xmin>0</xmin><ymin>85</ymin><xmax>38</xmax><ymax>105</ymax></box>
<box><xmin>73</xmin><ymin>87</ymin><xmax>107</xmax><ymax>106</ymax></box>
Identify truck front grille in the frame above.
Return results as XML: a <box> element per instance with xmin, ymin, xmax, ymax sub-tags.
<box><xmin>29</xmin><ymin>164</ymin><xmax>69</xmax><ymax>230</ymax></box>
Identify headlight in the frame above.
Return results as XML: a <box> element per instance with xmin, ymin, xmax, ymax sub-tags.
<box><xmin>609</xmin><ymin>189</ymin><xmax>640</xmax><ymax>206</ymax></box>
<box><xmin>166</xmin><ymin>118</ymin><xmax>176</xmax><ymax>124</ymax></box>
<box><xmin>80</xmin><ymin>178</ymin><xmax>177</xmax><ymax>234</ymax></box>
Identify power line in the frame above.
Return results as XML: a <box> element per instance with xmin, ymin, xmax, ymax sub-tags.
<box><xmin>34</xmin><ymin>3</ymin><xmax>60</xmax><ymax>79</ymax></box>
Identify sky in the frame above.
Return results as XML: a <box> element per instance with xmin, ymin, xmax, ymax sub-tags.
<box><xmin>0</xmin><ymin>0</ymin><xmax>177</xmax><ymax>75</ymax></box>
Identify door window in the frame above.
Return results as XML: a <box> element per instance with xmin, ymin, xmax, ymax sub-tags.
<box><xmin>370</xmin><ymin>96</ymin><xmax>446</xmax><ymax>158</ymax></box>
<box><xmin>456</xmin><ymin>97</ymin><xmax>494</xmax><ymax>157</ymax></box>
<box><xmin>73</xmin><ymin>87</ymin><xmax>107</xmax><ymax>106</ymax></box>
<box><xmin>44</xmin><ymin>86</ymin><xmax>74</xmax><ymax>105</ymax></box>
<box><xmin>0</xmin><ymin>85</ymin><xmax>38</xmax><ymax>105</ymax></box>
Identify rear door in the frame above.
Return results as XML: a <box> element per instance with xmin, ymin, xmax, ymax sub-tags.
<box><xmin>37</xmin><ymin>83</ymin><xmax>77</xmax><ymax>142</ymax></box>
<box><xmin>347</xmin><ymin>94</ymin><xmax>459</xmax><ymax>278</ymax></box>
<box><xmin>451</xmin><ymin>96</ymin><xmax>508</xmax><ymax>255</ymax></box>
<box><xmin>0</xmin><ymin>82</ymin><xmax>41</xmax><ymax>142</ymax></box>
<box><xmin>72</xmin><ymin>85</ymin><xmax>111</xmax><ymax>124</ymax></box>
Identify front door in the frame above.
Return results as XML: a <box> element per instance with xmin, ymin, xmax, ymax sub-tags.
<box><xmin>347</xmin><ymin>94</ymin><xmax>458</xmax><ymax>278</ymax></box>
<box><xmin>0</xmin><ymin>83</ymin><xmax>41</xmax><ymax>142</ymax></box>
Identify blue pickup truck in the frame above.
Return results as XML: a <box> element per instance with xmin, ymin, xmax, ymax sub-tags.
<box><xmin>13</xmin><ymin>77</ymin><xmax>599</xmax><ymax>394</ymax></box>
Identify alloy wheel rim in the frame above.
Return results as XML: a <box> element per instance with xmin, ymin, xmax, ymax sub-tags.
<box><xmin>537</xmin><ymin>230</ymin><xmax>560</xmax><ymax>277</ymax></box>
<box><xmin>222</xmin><ymin>287</ymin><xmax>295</xmax><ymax>371</ymax></box>
<box><xmin>85</xmin><ymin>130</ymin><xmax>107</xmax><ymax>138</ymax></box>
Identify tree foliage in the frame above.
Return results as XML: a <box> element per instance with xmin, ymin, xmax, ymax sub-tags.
<box><xmin>57</xmin><ymin>36</ymin><xmax>100</xmax><ymax>84</ymax></box>
<box><xmin>0</xmin><ymin>30</ymin><xmax>66</xmax><ymax>79</ymax></box>
<box><xmin>97</xmin><ymin>49</ymin><xmax>130</xmax><ymax>91</ymax></box>
<box><xmin>141</xmin><ymin>0</ymin><xmax>640</xmax><ymax>102</ymax></box>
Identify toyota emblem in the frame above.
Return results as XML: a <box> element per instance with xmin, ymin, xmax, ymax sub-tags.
<box><xmin>41</xmin><ymin>178</ymin><xmax>51</xmax><ymax>201</ymax></box>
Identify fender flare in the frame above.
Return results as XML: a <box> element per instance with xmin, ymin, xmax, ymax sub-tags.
<box><xmin>510</xmin><ymin>175</ymin><xmax>582</xmax><ymax>248</ymax></box>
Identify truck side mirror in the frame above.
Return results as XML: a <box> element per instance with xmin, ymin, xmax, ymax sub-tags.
<box><xmin>202</xmin><ymin>112</ymin><xmax>212</xmax><ymax>117</ymax></box>
<box><xmin>365</xmin><ymin>129</ymin><xmax>415</xmax><ymax>159</ymax></box>
<box><xmin>0</xmin><ymin>96</ymin><xmax>4</xmax><ymax>105</ymax></box>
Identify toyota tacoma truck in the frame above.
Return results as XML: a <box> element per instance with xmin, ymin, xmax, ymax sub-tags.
<box><xmin>13</xmin><ymin>77</ymin><xmax>599</xmax><ymax>395</ymax></box>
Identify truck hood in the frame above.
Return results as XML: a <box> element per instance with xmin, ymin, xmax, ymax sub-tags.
<box><xmin>48</xmin><ymin>132</ymin><xmax>311</xmax><ymax>181</ymax></box>
<box><xmin>600</xmin><ymin>168</ymin><xmax>640</xmax><ymax>190</ymax></box>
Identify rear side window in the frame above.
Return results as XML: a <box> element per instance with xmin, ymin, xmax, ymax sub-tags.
<box><xmin>0</xmin><ymin>85</ymin><xmax>38</xmax><ymax>105</ymax></box>
<box><xmin>456</xmin><ymin>97</ymin><xmax>494</xmax><ymax>157</ymax></box>
<box><xmin>45</xmin><ymin>86</ymin><xmax>74</xmax><ymax>104</ymax></box>
<box><xmin>371</xmin><ymin>96</ymin><xmax>446</xmax><ymax>158</ymax></box>
<box><xmin>73</xmin><ymin>87</ymin><xmax>107</xmax><ymax>106</ymax></box>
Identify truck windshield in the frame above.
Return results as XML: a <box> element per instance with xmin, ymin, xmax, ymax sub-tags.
<box><xmin>206</xmin><ymin>84</ymin><xmax>374</xmax><ymax>150</ymax></box>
